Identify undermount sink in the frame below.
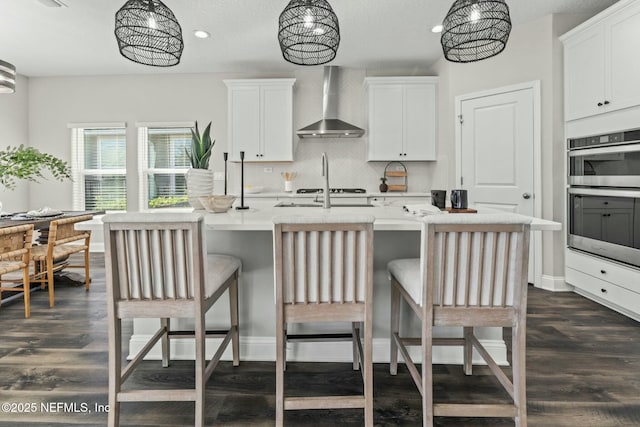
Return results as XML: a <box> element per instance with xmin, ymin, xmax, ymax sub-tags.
<box><xmin>275</xmin><ymin>202</ymin><xmax>373</xmax><ymax>208</ymax></box>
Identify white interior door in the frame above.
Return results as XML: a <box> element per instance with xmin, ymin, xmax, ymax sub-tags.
<box><xmin>457</xmin><ymin>82</ymin><xmax>540</xmax><ymax>284</ymax></box>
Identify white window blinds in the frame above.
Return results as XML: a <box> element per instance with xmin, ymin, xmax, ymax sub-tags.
<box><xmin>138</xmin><ymin>125</ymin><xmax>191</xmax><ymax>209</ymax></box>
<box><xmin>70</xmin><ymin>126</ymin><xmax>127</xmax><ymax>211</ymax></box>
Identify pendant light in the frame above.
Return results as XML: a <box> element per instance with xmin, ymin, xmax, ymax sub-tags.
<box><xmin>441</xmin><ymin>0</ymin><xmax>512</xmax><ymax>63</ymax></box>
<box><xmin>278</xmin><ymin>0</ymin><xmax>340</xmax><ymax>66</ymax></box>
<box><xmin>0</xmin><ymin>60</ymin><xmax>16</xmax><ymax>94</ymax></box>
<box><xmin>114</xmin><ymin>0</ymin><xmax>184</xmax><ymax>67</ymax></box>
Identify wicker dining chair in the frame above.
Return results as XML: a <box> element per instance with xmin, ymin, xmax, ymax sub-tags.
<box><xmin>272</xmin><ymin>215</ymin><xmax>375</xmax><ymax>426</ymax></box>
<box><xmin>103</xmin><ymin>213</ymin><xmax>241</xmax><ymax>427</ymax></box>
<box><xmin>0</xmin><ymin>224</ymin><xmax>34</xmax><ymax>318</ymax></box>
<box><xmin>388</xmin><ymin>214</ymin><xmax>531</xmax><ymax>427</ymax></box>
<box><xmin>30</xmin><ymin>214</ymin><xmax>93</xmax><ymax>307</ymax></box>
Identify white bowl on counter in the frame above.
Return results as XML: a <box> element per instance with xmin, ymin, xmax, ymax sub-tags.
<box><xmin>199</xmin><ymin>195</ymin><xmax>237</xmax><ymax>213</ymax></box>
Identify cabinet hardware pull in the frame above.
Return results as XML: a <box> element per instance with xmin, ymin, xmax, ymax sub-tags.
<box><xmin>600</xmin><ymin>270</ymin><xmax>606</xmax><ymax>274</ymax></box>
<box><xmin>597</xmin><ymin>102</ymin><xmax>604</xmax><ymax>107</ymax></box>
<box><xmin>604</xmin><ymin>100</ymin><xmax>610</xmax><ymax>105</ymax></box>
<box><xmin>601</xmin><ymin>288</ymin><xmax>607</xmax><ymax>294</ymax></box>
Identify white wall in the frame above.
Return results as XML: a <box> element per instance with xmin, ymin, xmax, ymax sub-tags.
<box><xmin>26</xmin><ymin>67</ymin><xmax>438</xmax><ymax>213</ymax></box>
<box><xmin>0</xmin><ymin>74</ymin><xmax>30</xmax><ymax>213</ymax></box>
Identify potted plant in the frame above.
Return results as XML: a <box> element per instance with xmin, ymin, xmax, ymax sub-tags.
<box><xmin>185</xmin><ymin>121</ymin><xmax>215</xmax><ymax>208</ymax></box>
<box><xmin>379</xmin><ymin>177</ymin><xmax>388</xmax><ymax>193</ymax></box>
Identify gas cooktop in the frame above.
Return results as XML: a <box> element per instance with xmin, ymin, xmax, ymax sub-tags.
<box><xmin>296</xmin><ymin>188</ymin><xmax>367</xmax><ymax>194</ymax></box>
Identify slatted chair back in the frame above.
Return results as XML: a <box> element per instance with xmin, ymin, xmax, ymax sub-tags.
<box><xmin>421</xmin><ymin>214</ymin><xmax>531</xmax><ymax>323</ymax></box>
<box><xmin>273</xmin><ymin>215</ymin><xmax>374</xmax><ymax>309</ymax></box>
<box><xmin>104</xmin><ymin>213</ymin><xmax>206</xmax><ymax>318</ymax></box>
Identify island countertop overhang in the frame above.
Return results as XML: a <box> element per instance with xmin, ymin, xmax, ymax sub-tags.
<box><xmin>77</xmin><ymin>201</ymin><xmax>561</xmax><ymax>232</ymax></box>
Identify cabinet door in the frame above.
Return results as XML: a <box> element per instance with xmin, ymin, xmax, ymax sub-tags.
<box><xmin>564</xmin><ymin>24</ymin><xmax>606</xmax><ymax>121</ymax></box>
<box><xmin>404</xmin><ymin>84</ymin><xmax>437</xmax><ymax>161</ymax></box>
<box><xmin>606</xmin><ymin>4</ymin><xmax>640</xmax><ymax>115</ymax></box>
<box><xmin>229</xmin><ymin>87</ymin><xmax>260</xmax><ymax>161</ymax></box>
<box><xmin>603</xmin><ymin>210</ymin><xmax>634</xmax><ymax>247</ymax></box>
<box><xmin>261</xmin><ymin>86</ymin><xmax>293</xmax><ymax>162</ymax></box>
<box><xmin>368</xmin><ymin>85</ymin><xmax>404</xmax><ymax>161</ymax></box>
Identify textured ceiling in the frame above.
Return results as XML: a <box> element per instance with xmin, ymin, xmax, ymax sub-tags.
<box><xmin>1</xmin><ymin>0</ymin><xmax>618</xmax><ymax>77</ymax></box>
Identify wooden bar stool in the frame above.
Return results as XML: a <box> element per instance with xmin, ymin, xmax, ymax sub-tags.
<box><xmin>272</xmin><ymin>214</ymin><xmax>375</xmax><ymax>426</ymax></box>
<box><xmin>388</xmin><ymin>214</ymin><xmax>531</xmax><ymax>426</ymax></box>
<box><xmin>103</xmin><ymin>213</ymin><xmax>241</xmax><ymax>427</ymax></box>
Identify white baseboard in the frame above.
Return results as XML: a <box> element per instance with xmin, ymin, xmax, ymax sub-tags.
<box><xmin>538</xmin><ymin>274</ymin><xmax>572</xmax><ymax>292</ymax></box>
<box><xmin>128</xmin><ymin>335</ymin><xmax>508</xmax><ymax>366</ymax></box>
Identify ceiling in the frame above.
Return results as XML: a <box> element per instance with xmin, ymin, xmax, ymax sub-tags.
<box><xmin>1</xmin><ymin>0</ymin><xmax>618</xmax><ymax>77</ymax></box>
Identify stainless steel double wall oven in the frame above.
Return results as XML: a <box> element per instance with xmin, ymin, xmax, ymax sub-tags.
<box><xmin>568</xmin><ymin>127</ymin><xmax>640</xmax><ymax>268</ymax></box>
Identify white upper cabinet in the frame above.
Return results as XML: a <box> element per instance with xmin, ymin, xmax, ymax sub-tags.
<box><xmin>224</xmin><ymin>79</ymin><xmax>295</xmax><ymax>162</ymax></box>
<box><xmin>562</xmin><ymin>0</ymin><xmax>640</xmax><ymax>121</ymax></box>
<box><xmin>364</xmin><ymin>77</ymin><xmax>438</xmax><ymax>161</ymax></box>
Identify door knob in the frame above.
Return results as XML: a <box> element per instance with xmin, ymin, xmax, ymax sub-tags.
<box><xmin>522</xmin><ymin>193</ymin><xmax>531</xmax><ymax>199</ymax></box>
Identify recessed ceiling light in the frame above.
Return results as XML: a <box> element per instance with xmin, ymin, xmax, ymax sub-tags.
<box><xmin>193</xmin><ymin>30</ymin><xmax>210</xmax><ymax>39</ymax></box>
<box><xmin>431</xmin><ymin>24</ymin><xmax>443</xmax><ymax>33</ymax></box>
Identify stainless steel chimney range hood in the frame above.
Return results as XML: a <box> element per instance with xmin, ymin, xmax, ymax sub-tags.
<box><xmin>297</xmin><ymin>66</ymin><xmax>365</xmax><ymax>139</ymax></box>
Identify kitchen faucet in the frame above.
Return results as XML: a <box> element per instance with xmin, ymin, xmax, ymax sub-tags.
<box><xmin>321</xmin><ymin>152</ymin><xmax>331</xmax><ymax>208</ymax></box>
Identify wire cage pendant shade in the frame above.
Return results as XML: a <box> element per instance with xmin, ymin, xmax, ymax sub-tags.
<box><xmin>114</xmin><ymin>0</ymin><xmax>184</xmax><ymax>67</ymax></box>
<box><xmin>278</xmin><ymin>0</ymin><xmax>340</xmax><ymax>66</ymax></box>
<box><xmin>441</xmin><ymin>0</ymin><xmax>512</xmax><ymax>63</ymax></box>
<box><xmin>0</xmin><ymin>60</ymin><xmax>16</xmax><ymax>94</ymax></box>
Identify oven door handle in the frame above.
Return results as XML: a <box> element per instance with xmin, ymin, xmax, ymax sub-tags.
<box><xmin>568</xmin><ymin>187</ymin><xmax>640</xmax><ymax>198</ymax></box>
<box><xmin>568</xmin><ymin>143</ymin><xmax>640</xmax><ymax>156</ymax></box>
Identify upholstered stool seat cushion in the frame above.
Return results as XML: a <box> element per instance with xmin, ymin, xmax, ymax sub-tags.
<box><xmin>387</xmin><ymin>258</ymin><xmax>424</xmax><ymax>306</ymax></box>
<box><xmin>206</xmin><ymin>254</ymin><xmax>241</xmax><ymax>298</ymax></box>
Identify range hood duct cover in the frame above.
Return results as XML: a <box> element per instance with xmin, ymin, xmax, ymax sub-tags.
<box><xmin>297</xmin><ymin>66</ymin><xmax>365</xmax><ymax>139</ymax></box>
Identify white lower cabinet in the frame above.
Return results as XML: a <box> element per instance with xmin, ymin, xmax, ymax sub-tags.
<box><xmin>565</xmin><ymin>249</ymin><xmax>640</xmax><ymax>321</ymax></box>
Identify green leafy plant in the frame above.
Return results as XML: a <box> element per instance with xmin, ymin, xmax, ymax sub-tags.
<box><xmin>0</xmin><ymin>145</ymin><xmax>72</xmax><ymax>190</ymax></box>
<box><xmin>186</xmin><ymin>121</ymin><xmax>214</xmax><ymax>169</ymax></box>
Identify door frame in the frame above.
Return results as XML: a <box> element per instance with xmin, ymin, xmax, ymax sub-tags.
<box><xmin>454</xmin><ymin>80</ymin><xmax>542</xmax><ymax>287</ymax></box>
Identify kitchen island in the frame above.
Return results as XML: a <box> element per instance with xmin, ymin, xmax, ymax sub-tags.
<box><xmin>82</xmin><ymin>201</ymin><xmax>560</xmax><ymax>364</ymax></box>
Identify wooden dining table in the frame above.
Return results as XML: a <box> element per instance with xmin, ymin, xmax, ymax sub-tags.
<box><xmin>0</xmin><ymin>210</ymin><xmax>103</xmax><ymax>230</ymax></box>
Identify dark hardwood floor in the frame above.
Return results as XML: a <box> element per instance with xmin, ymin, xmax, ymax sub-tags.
<box><xmin>1</xmin><ymin>254</ymin><xmax>639</xmax><ymax>426</ymax></box>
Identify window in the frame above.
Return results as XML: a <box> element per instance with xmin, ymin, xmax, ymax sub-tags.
<box><xmin>138</xmin><ymin>124</ymin><xmax>192</xmax><ymax>209</ymax></box>
<box><xmin>70</xmin><ymin>125</ymin><xmax>127</xmax><ymax>211</ymax></box>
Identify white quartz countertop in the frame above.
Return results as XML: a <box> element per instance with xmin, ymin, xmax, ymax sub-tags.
<box><xmin>78</xmin><ymin>200</ymin><xmax>561</xmax><ymax>232</ymax></box>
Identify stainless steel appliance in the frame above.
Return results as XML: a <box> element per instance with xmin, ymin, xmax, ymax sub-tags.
<box><xmin>568</xmin><ymin>188</ymin><xmax>640</xmax><ymax>267</ymax></box>
<box><xmin>567</xmin><ymin>127</ymin><xmax>640</xmax><ymax>267</ymax></box>
<box><xmin>568</xmin><ymin>128</ymin><xmax>640</xmax><ymax>187</ymax></box>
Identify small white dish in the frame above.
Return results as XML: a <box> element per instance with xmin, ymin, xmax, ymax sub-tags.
<box><xmin>244</xmin><ymin>185</ymin><xmax>264</xmax><ymax>194</ymax></box>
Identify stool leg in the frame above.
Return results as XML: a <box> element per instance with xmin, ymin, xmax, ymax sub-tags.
<box><xmin>352</xmin><ymin>321</ymin><xmax>360</xmax><ymax>370</ymax></box>
<box><xmin>390</xmin><ymin>278</ymin><xmax>401</xmax><ymax>375</ymax></box>
<box><xmin>276</xmin><ymin>318</ymin><xmax>285</xmax><ymax>427</ymax></box>
<box><xmin>513</xmin><ymin>324</ymin><xmax>528</xmax><ymax>427</ymax></box>
<box><xmin>229</xmin><ymin>272</ymin><xmax>240</xmax><ymax>366</ymax></box>
<box><xmin>108</xmin><ymin>318</ymin><xmax>122</xmax><ymax>427</ymax></box>
<box><xmin>161</xmin><ymin>318</ymin><xmax>170</xmax><ymax>368</ymax></box>
<box><xmin>463</xmin><ymin>327</ymin><xmax>473</xmax><ymax>375</ymax></box>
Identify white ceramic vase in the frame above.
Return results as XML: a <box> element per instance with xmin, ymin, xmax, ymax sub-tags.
<box><xmin>186</xmin><ymin>168</ymin><xmax>214</xmax><ymax>209</ymax></box>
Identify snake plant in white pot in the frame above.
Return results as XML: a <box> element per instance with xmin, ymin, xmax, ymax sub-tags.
<box><xmin>185</xmin><ymin>121</ymin><xmax>215</xmax><ymax>209</ymax></box>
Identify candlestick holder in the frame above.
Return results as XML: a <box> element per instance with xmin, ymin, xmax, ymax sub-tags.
<box><xmin>223</xmin><ymin>152</ymin><xmax>228</xmax><ymax>195</ymax></box>
<box><xmin>236</xmin><ymin>151</ymin><xmax>249</xmax><ymax>210</ymax></box>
